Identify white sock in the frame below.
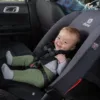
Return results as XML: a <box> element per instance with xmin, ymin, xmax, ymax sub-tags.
<box><xmin>6</xmin><ymin>51</ymin><xmax>13</xmax><ymax>65</ymax></box>
<box><xmin>1</xmin><ymin>63</ymin><xmax>14</xmax><ymax>79</ymax></box>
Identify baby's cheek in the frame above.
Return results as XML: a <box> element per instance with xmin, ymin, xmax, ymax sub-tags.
<box><xmin>63</xmin><ymin>46</ymin><xmax>69</xmax><ymax>50</ymax></box>
<box><xmin>54</xmin><ymin>41</ymin><xmax>56</xmax><ymax>47</ymax></box>
<box><xmin>54</xmin><ymin>40</ymin><xmax>57</xmax><ymax>45</ymax></box>
<box><xmin>54</xmin><ymin>39</ymin><xmax>57</xmax><ymax>42</ymax></box>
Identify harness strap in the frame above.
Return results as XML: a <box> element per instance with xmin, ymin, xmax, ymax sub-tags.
<box><xmin>39</xmin><ymin>64</ymin><xmax>49</xmax><ymax>87</ymax></box>
<box><xmin>30</xmin><ymin>62</ymin><xmax>49</xmax><ymax>87</ymax></box>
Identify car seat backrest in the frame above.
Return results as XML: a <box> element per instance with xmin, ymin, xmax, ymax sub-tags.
<box><xmin>0</xmin><ymin>89</ymin><xmax>18</xmax><ymax>100</ymax></box>
<box><xmin>36</xmin><ymin>0</ymin><xmax>65</xmax><ymax>33</ymax></box>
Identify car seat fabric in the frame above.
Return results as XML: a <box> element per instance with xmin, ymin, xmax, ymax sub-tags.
<box><xmin>84</xmin><ymin>49</ymin><xmax>100</xmax><ymax>88</ymax></box>
<box><xmin>0</xmin><ymin>89</ymin><xmax>18</xmax><ymax>100</ymax></box>
<box><xmin>33</xmin><ymin>10</ymin><xmax>100</xmax><ymax>97</ymax></box>
<box><xmin>36</xmin><ymin>0</ymin><xmax>65</xmax><ymax>33</ymax></box>
<box><xmin>65</xmin><ymin>79</ymin><xmax>100</xmax><ymax>100</ymax></box>
<box><xmin>0</xmin><ymin>79</ymin><xmax>44</xmax><ymax>100</ymax></box>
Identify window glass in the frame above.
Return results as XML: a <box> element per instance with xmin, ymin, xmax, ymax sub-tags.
<box><xmin>0</xmin><ymin>0</ymin><xmax>24</xmax><ymax>2</ymax></box>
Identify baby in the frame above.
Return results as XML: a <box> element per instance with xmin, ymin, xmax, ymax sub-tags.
<box><xmin>1</xmin><ymin>26</ymin><xmax>80</xmax><ymax>88</ymax></box>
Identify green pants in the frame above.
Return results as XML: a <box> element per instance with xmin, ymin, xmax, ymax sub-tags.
<box><xmin>12</xmin><ymin>55</ymin><xmax>34</xmax><ymax>67</ymax></box>
<box><xmin>11</xmin><ymin>55</ymin><xmax>54</xmax><ymax>88</ymax></box>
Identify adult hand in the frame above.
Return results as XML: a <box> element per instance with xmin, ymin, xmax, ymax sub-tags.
<box><xmin>85</xmin><ymin>3</ymin><xmax>93</xmax><ymax>8</ymax></box>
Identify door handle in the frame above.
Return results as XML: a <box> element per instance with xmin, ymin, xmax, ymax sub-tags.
<box><xmin>3</xmin><ymin>6</ymin><xmax>19</xmax><ymax>13</ymax></box>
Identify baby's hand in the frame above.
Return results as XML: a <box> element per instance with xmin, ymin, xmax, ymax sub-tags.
<box><xmin>55</xmin><ymin>54</ymin><xmax>66</xmax><ymax>63</ymax></box>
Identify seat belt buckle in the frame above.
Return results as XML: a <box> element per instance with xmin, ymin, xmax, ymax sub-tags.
<box><xmin>30</xmin><ymin>63</ymin><xmax>34</xmax><ymax>67</ymax></box>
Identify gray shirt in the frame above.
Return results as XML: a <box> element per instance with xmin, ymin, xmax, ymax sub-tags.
<box><xmin>44</xmin><ymin>59</ymin><xmax>68</xmax><ymax>75</ymax></box>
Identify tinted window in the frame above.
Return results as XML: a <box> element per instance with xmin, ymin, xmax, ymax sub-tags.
<box><xmin>0</xmin><ymin>0</ymin><xmax>24</xmax><ymax>3</ymax></box>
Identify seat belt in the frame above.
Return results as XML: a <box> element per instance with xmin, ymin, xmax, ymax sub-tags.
<box><xmin>38</xmin><ymin>62</ymin><xmax>50</xmax><ymax>87</ymax></box>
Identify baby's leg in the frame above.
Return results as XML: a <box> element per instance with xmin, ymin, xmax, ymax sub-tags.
<box><xmin>6</xmin><ymin>51</ymin><xmax>34</xmax><ymax>67</ymax></box>
<box><xmin>1</xmin><ymin>63</ymin><xmax>14</xmax><ymax>79</ymax></box>
<box><xmin>1</xmin><ymin>64</ymin><xmax>44</xmax><ymax>88</ymax></box>
<box><xmin>13</xmin><ymin>69</ymin><xmax>44</xmax><ymax>88</ymax></box>
<box><xmin>6</xmin><ymin>51</ymin><xmax>13</xmax><ymax>65</ymax></box>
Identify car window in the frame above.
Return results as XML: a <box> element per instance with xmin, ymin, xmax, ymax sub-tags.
<box><xmin>0</xmin><ymin>0</ymin><xmax>25</xmax><ymax>3</ymax></box>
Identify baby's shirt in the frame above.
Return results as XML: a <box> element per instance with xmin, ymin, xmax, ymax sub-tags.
<box><xmin>57</xmin><ymin>60</ymin><xmax>68</xmax><ymax>75</ymax></box>
<box><xmin>44</xmin><ymin>59</ymin><xmax>68</xmax><ymax>75</ymax></box>
<box><xmin>44</xmin><ymin>60</ymin><xmax>58</xmax><ymax>74</ymax></box>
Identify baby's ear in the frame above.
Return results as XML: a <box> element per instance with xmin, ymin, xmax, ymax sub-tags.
<box><xmin>71</xmin><ymin>46</ymin><xmax>76</xmax><ymax>50</ymax></box>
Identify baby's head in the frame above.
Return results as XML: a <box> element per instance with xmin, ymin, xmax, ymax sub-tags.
<box><xmin>54</xmin><ymin>26</ymin><xmax>80</xmax><ymax>51</ymax></box>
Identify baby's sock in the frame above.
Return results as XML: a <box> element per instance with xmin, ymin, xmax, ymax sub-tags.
<box><xmin>1</xmin><ymin>63</ymin><xmax>14</xmax><ymax>79</ymax></box>
<box><xmin>6</xmin><ymin>51</ymin><xmax>13</xmax><ymax>65</ymax></box>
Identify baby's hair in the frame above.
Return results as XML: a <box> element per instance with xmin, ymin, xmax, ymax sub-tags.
<box><xmin>61</xmin><ymin>26</ymin><xmax>80</xmax><ymax>43</ymax></box>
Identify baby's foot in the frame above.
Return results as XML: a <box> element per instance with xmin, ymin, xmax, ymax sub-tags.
<box><xmin>1</xmin><ymin>63</ymin><xmax>13</xmax><ymax>79</ymax></box>
<box><xmin>6</xmin><ymin>51</ymin><xmax>13</xmax><ymax>65</ymax></box>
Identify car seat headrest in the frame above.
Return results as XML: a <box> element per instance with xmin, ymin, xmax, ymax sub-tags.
<box><xmin>34</xmin><ymin>10</ymin><xmax>100</xmax><ymax>57</ymax></box>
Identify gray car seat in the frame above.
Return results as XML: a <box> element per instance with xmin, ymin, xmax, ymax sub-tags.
<box><xmin>33</xmin><ymin>10</ymin><xmax>100</xmax><ymax>99</ymax></box>
<box><xmin>1</xmin><ymin>10</ymin><xmax>100</xmax><ymax>100</ymax></box>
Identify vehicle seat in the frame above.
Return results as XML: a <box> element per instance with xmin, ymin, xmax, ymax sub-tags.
<box><xmin>36</xmin><ymin>0</ymin><xmax>65</xmax><ymax>33</ymax></box>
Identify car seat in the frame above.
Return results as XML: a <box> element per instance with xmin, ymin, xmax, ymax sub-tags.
<box><xmin>33</xmin><ymin>10</ymin><xmax>100</xmax><ymax>99</ymax></box>
<box><xmin>1</xmin><ymin>10</ymin><xmax>100</xmax><ymax>100</ymax></box>
<box><xmin>36</xmin><ymin>0</ymin><xmax>65</xmax><ymax>33</ymax></box>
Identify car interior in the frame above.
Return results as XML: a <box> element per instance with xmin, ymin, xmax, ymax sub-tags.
<box><xmin>0</xmin><ymin>0</ymin><xmax>100</xmax><ymax>100</ymax></box>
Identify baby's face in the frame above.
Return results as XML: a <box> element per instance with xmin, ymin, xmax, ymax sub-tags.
<box><xmin>54</xmin><ymin>29</ymin><xmax>78</xmax><ymax>51</ymax></box>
